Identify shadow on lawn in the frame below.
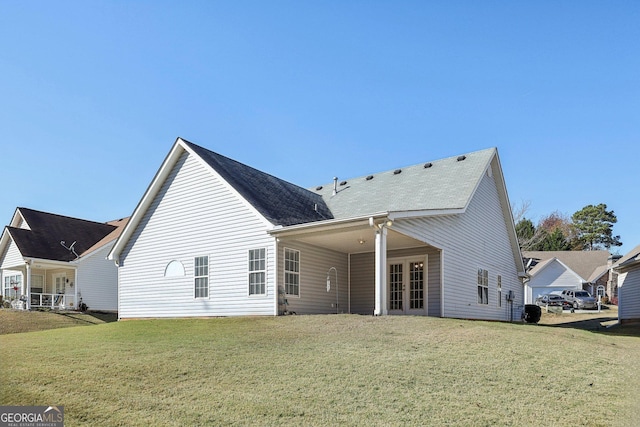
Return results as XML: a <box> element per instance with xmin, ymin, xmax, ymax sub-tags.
<box><xmin>51</xmin><ymin>310</ymin><xmax>118</xmax><ymax>324</ymax></box>
<box><xmin>546</xmin><ymin>317</ymin><xmax>640</xmax><ymax>338</ymax></box>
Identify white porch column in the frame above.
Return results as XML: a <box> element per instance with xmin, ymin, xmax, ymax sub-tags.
<box><xmin>374</xmin><ymin>226</ymin><xmax>388</xmax><ymax>316</ymax></box>
<box><xmin>74</xmin><ymin>269</ymin><xmax>78</xmax><ymax>311</ymax></box>
<box><xmin>25</xmin><ymin>261</ymin><xmax>31</xmax><ymax>310</ymax></box>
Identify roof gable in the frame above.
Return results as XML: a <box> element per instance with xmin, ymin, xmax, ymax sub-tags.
<box><xmin>311</xmin><ymin>148</ymin><xmax>496</xmax><ymax>219</ymax></box>
<box><xmin>183</xmin><ymin>140</ymin><xmax>332</xmax><ymax>226</ymax></box>
<box><xmin>523</xmin><ymin>250</ymin><xmax>610</xmax><ymax>282</ymax></box>
<box><xmin>528</xmin><ymin>257</ymin><xmax>585</xmax><ymax>283</ymax></box>
<box><xmin>4</xmin><ymin>208</ymin><xmax>117</xmax><ymax>262</ymax></box>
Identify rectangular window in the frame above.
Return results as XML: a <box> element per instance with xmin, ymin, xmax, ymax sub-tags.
<box><xmin>249</xmin><ymin>248</ymin><xmax>266</xmax><ymax>295</ymax></box>
<box><xmin>194</xmin><ymin>256</ymin><xmax>209</xmax><ymax>298</ymax></box>
<box><xmin>477</xmin><ymin>269</ymin><xmax>488</xmax><ymax>305</ymax></box>
<box><xmin>284</xmin><ymin>248</ymin><xmax>300</xmax><ymax>296</ymax></box>
<box><xmin>497</xmin><ymin>275</ymin><xmax>502</xmax><ymax>307</ymax></box>
<box><xmin>4</xmin><ymin>275</ymin><xmax>21</xmax><ymax>299</ymax></box>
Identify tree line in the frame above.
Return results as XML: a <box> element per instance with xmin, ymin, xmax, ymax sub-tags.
<box><xmin>514</xmin><ymin>203</ymin><xmax>622</xmax><ymax>252</ymax></box>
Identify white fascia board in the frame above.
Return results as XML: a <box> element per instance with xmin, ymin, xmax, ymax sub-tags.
<box><xmin>0</xmin><ymin>228</ymin><xmax>12</xmax><ymax>261</ymax></box>
<box><xmin>268</xmin><ymin>212</ymin><xmax>390</xmax><ymax>237</ymax></box>
<box><xmin>614</xmin><ymin>256</ymin><xmax>640</xmax><ymax>272</ymax></box>
<box><xmin>9</xmin><ymin>208</ymin><xmax>26</xmax><ymax>228</ymax></box>
<box><xmin>25</xmin><ymin>257</ymin><xmax>76</xmax><ymax>269</ymax></box>
<box><xmin>179</xmin><ymin>139</ymin><xmax>274</xmax><ymax>230</ymax></box>
<box><xmin>108</xmin><ymin>139</ymin><xmax>186</xmax><ymax>261</ymax></box>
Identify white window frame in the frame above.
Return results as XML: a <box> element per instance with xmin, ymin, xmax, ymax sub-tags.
<box><xmin>4</xmin><ymin>274</ymin><xmax>22</xmax><ymax>300</ymax></box>
<box><xmin>477</xmin><ymin>268</ymin><xmax>488</xmax><ymax>305</ymax></box>
<box><xmin>284</xmin><ymin>248</ymin><xmax>300</xmax><ymax>297</ymax></box>
<box><xmin>497</xmin><ymin>275</ymin><xmax>502</xmax><ymax>308</ymax></box>
<box><xmin>194</xmin><ymin>256</ymin><xmax>209</xmax><ymax>299</ymax></box>
<box><xmin>248</xmin><ymin>248</ymin><xmax>266</xmax><ymax>296</ymax></box>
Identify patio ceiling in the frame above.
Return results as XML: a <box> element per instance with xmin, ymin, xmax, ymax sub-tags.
<box><xmin>275</xmin><ymin>223</ymin><xmax>427</xmax><ymax>254</ymax></box>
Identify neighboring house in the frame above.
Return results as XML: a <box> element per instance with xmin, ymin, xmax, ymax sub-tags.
<box><xmin>0</xmin><ymin>207</ymin><xmax>128</xmax><ymax>312</ymax></box>
<box><xmin>522</xmin><ymin>250</ymin><xmax>616</xmax><ymax>304</ymax></box>
<box><xmin>108</xmin><ymin>138</ymin><xmax>526</xmax><ymax>320</ymax></box>
<box><xmin>612</xmin><ymin>244</ymin><xmax>640</xmax><ymax>322</ymax></box>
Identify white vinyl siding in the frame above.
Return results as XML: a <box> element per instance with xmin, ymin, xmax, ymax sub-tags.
<box><xmin>391</xmin><ymin>163</ymin><xmax>523</xmax><ymax>321</ymax></box>
<box><xmin>1</xmin><ymin>239</ymin><xmax>23</xmax><ymax>270</ymax></box>
<box><xmin>118</xmin><ymin>151</ymin><xmax>276</xmax><ymax>318</ymax></box>
<box><xmin>248</xmin><ymin>248</ymin><xmax>266</xmax><ymax>296</ymax></box>
<box><xmin>76</xmin><ymin>242</ymin><xmax>119</xmax><ymax>311</ymax></box>
<box><xmin>618</xmin><ymin>270</ymin><xmax>640</xmax><ymax>321</ymax></box>
<box><xmin>277</xmin><ymin>241</ymin><xmax>348</xmax><ymax>314</ymax></box>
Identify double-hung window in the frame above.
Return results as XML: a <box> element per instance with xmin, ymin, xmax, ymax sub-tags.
<box><xmin>477</xmin><ymin>268</ymin><xmax>488</xmax><ymax>305</ymax></box>
<box><xmin>194</xmin><ymin>256</ymin><xmax>209</xmax><ymax>298</ymax></box>
<box><xmin>284</xmin><ymin>248</ymin><xmax>300</xmax><ymax>296</ymax></box>
<box><xmin>249</xmin><ymin>248</ymin><xmax>266</xmax><ymax>295</ymax></box>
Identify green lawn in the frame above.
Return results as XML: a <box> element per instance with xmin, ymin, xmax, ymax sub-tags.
<box><xmin>1</xmin><ymin>312</ymin><xmax>638</xmax><ymax>426</ymax></box>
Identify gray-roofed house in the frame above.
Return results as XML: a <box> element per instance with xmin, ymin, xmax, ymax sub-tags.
<box><xmin>108</xmin><ymin>138</ymin><xmax>526</xmax><ymax>320</ymax></box>
<box><xmin>612</xmin><ymin>244</ymin><xmax>640</xmax><ymax>322</ymax></box>
<box><xmin>0</xmin><ymin>208</ymin><xmax>128</xmax><ymax>311</ymax></box>
<box><xmin>522</xmin><ymin>250</ymin><xmax>616</xmax><ymax>304</ymax></box>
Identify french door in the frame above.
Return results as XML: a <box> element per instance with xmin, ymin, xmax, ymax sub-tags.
<box><xmin>388</xmin><ymin>257</ymin><xmax>427</xmax><ymax>315</ymax></box>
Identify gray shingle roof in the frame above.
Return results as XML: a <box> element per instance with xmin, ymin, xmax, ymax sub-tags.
<box><xmin>183</xmin><ymin>140</ymin><xmax>333</xmax><ymax>226</ymax></box>
<box><xmin>310</xmin><ymin>148</ymin><xmax>496</xmax><ymax>219</ymax></box>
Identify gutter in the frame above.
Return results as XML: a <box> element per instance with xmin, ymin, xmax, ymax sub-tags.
<box><xmin>268</xmin><ymin>212</ymin><xmax>390</xmax><ymax>237</ymax></box>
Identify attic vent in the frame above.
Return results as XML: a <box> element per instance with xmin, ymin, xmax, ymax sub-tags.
<box><xmin>339</xmin><ymin>180</ymin><xmax>347</xmax><ymax>186</ymax></box>
<box><xmin>457</xmin><ymin>155</ymin><xmax>466</xmax><ymax>162</ymax></box>
<box><xmin>316</xmin><ymin>186</ymin><xmax>323</xmax><ymax>191</ymax></box>
<box><xmin>366</xmin><ymin>175</ymin><xmax>374</xmax><ymax>181</ymax></box>
<box><xmin>393</xmin><ymin>169</ymin><xmax>402</xmax><ymax>175</ymax></box>
<box><xmin>424</xmin><ymin>162</ymin><xmax>433</xmax><ymax>168</ymax></box>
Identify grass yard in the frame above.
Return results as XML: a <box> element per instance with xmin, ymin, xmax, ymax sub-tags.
<box><xmin>0</xmin><ymin>309</ymin><xmax>116</xmax><ymax>334</ymax></box>
<box><xmin>0</xmin><ymin>312</ymin><xmax>638</xmax><ymax>426</ymax></box>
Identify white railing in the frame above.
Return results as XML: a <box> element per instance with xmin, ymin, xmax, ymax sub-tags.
<box><xmin>30</xmin><ymin>293</ymin><xmax>75</xmax><ymax>310</ymax></box>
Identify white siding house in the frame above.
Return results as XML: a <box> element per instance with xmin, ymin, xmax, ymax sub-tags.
<box><xmin>0</xmin><ymin>208</ymin><xmax>126</xmax><ymax>312</ymax></box>
<box><xmin>523</xmin><ymin>259</ymin><xmax>583</xmax><ymax>304</ymax></box>
<box><xmin>109</xmin><ymin>138</ymin><xmax>526</xmax><ymax>321</ymax></box>
<box><xmin>613</xmin><ymin>244</ymin><xmax>640</xmax><ymax>323</ymax></box>
<box><xmin>522</xmin><ymin>250</ymin><xmax>612</xmax><ymax>304</ymax></box>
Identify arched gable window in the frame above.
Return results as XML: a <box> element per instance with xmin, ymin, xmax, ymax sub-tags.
<box><xmin>164</xmin><ymin>260</ymin><xmax>185</xmax><ymax>277</ymax></box>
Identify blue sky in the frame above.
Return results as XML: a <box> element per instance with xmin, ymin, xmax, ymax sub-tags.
<box><xmin>1</xmin><ymin>1</ymin><xmax>638</xmax><ymax>254</ymax></box>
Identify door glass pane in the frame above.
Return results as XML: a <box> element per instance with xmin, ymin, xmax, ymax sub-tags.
<box><xmin>409</xmin><ymin>261</ymin><xmax>424</xmax><ymax>309</ymax></box>
<box><xmin>389</xmin><ymin>264</ymin><xmax>403</xmax><ymax>310</ymax></box>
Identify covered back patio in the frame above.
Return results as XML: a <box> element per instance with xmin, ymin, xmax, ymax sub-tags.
<box><xmin>271</xmin><ymin>215</ymin><xmax>443</xmax><ymax>316</ymax></box>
